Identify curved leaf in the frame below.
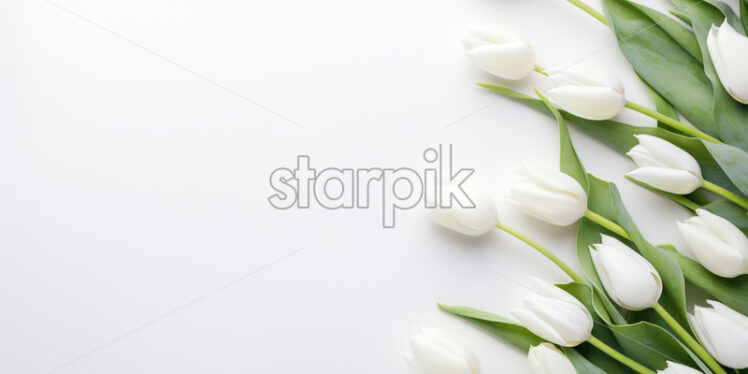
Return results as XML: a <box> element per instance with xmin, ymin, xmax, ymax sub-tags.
<box><xmin>437</xmin><ymin>304</ymin><xmax>543</xmax><ymax>350</ymax></box>
<box><xmin>609</xmin><ymin>322</ymin><xmax>697</xmax><ymax>370</ymax></box>
<box><xmin>563</xmin><ymin>347</ymin><xmax>611</xmax><ymax>374</ymax></box>
<box><xmin>703</xmin><ymin>141</ymin><xmax>748</xmax><ymax>197</ymax></box>
<box><xmin>630</xmin><ymin>3</ymin><xmax>702</xmax><ymax>62</ymax></box>
<box><xmin>601</xmin><ymin>0</ymin><xmax>716</xmax><ymax>138</ymax></box>
<box><xmin>536</xmin><ymin>90</ymin><xmax>588</xmax><ymax>192</ymax></box>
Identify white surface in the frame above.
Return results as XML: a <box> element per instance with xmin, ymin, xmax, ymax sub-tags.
<box><xmin>0</xmin><ymin>0</ymin><xmax>702</xmax><ymax>372</ymax></box>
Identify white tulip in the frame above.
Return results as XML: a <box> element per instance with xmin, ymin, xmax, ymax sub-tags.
<box><xmin>403</xmin><ymin>327</ymin><xmax>480</xmax><ymax>374</ymax></box>
<box><xmin>536</xmin><ymin>67</ymin><xmax>626</xmax><ymax>120</ymax></box>
<box><xmin>511</xmin><ymin>278</ymin><xmax>593</xmax><ymax>347</ymax></box>
<box><xmin>528</xmin><ymin>343</ymin><xmax>577</xmax><ymax>374</ymax></box>
<box><xmin>508</xmin><ymin>164</ymin><xmax>587</xmax><ymax>226</ymax></box>
<box><xmin>425</xmin><ymin>184</ymin><xmax>498</xmax><ymax>236</ymax></box>
<box><xmin>690</xmin><ymin>300</ymin><xmax>748</xmax><ymax>369</ymax></box>
<box><xmin>657</xmin><ymin>361</ymin><xmax>703</xmax><ymax>374</ymax></box>
<box><xmin>626</xmin><ymin>135</ymin><xmax>703</xmax><ymax>194</ymax></box>
<box><xmin>677</xmin><ymin>209</ymin><xmax>748</xmax><ymax>278</ymax></box>
<box><xmin>707</xmin><ymin>21</ymin><xmax>748</xmax><ymax>104</ymax></box>
<box><xmin>462</xmin><ymin>25</ymin><xmax>535</xmax><ymax>80</ymax></box>
<box><xmin>590</xmin><ymin>235</ymin><xmax>662</xmax><ymax>310</ymax></box>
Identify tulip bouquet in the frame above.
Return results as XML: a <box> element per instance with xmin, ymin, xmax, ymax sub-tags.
<box><xmin>407</xmin><ymin>1</ymin><xmax>748</xmax><ymax>372</ymax></box>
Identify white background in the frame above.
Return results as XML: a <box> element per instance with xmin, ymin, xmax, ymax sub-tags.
<box><xmin>0</xmin><ymin>0</ymin><xmax>724</xmax><ymax>372</ymax></box>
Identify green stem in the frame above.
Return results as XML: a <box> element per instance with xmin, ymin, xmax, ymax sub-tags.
<box><xmin>702</xmin><ymin>180</ymin><xmax>748</xmax><ymax>210</ymax></box>
<box><xmin>495</xmin><ymin>222</ymin><xmax>585</xmax><ymax>283</ymax></box>
<box><xmin>565</xmin><ymin>0</ymin><xmax>609</xmax><ymax>26</ymax></box>
<box><xmin>583</xmin><ymin>210</ymin><xmax>632</xmax><ymax>241</ymax></box>
<box><xmin>625</xmin><ymin>101</ymin><xmax>722</xmax><ymax>144</ymax></box>
<box><xmin>667</xmin><ymin>194</ymin><xmax>701</xmax><ymax>211</ymax></box>
<box><xmin>653</xmin><ymin>304</ymin><xmax>728</xmax><ymax>374</ymax></box>
<box><xmin>534</xmin><ymin>65</ymin><xmax>548</xmax><ymax>76</ymax></box>
<box><xmin>588</xmin><ymin>336</ymin><xmax>656</xmax><ymax>374</ymax></box>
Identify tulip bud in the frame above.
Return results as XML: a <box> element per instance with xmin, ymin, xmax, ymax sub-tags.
<box><xmin>677</xmin><ymin>209</ymin><xmax>748</xmax><ymax>278</ymax></box>
<box><xmin>590</xmin><ymin>235</ymin><xmax>662</xmax><ymax>310</ymax></box>
<box><xmin>461</xmin><ymin>25</ymin><xmax>536</xmax><ymax>80</ymax></box>
<box><xmin>511</xmin><ymin>278</ymin><xmax>593</xmax><ymax>347</ymax></box>
<box><xmin>707</xmin><ymin>21</ymin><xmax>748</xmax><ymax>104</ymax></box>
<box><xmin>403</xmin><ymin>327</ymin><xmax>480</xmax><ymax>374</ymax></box>
<box><xmin>536</xmin><ymin>67</ymin><xmax>626</xmax><ymax>120</ymax></box>
<box><xmin>528</xmin><ymin>343</ymin><xmax>577</xmax><ymax>374</ymax></box>
<box><xmin>626</xmin><ymin>135</ymin><xmax>703</xmax><ymax>194</ymax></box>
<box><xmin>508</xmin><ymin>164</ymin><xmax>587</xmax><ymax>226</ymax></box>
<box><xmin>690</xmin><ymin>300</ymin><xmax>748</xmax><ymax>369</ymax></box>
<box><xmin>657</xmin><ymin>361</ymin><xmax>703</xmax><ymax>374</ymax></box>
<box><xmin>425</xmin><ymin>184</ymin><xmax>498</xmax><ymax>236</ymax></box>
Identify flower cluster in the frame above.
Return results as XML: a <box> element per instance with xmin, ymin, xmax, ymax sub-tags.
<box><xmin>405</xmin><ymin>1</ymin><xmax>748</xmax><ymax>373</ymax></box>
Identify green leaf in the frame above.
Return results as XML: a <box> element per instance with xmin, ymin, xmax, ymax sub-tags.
<box><xmin>659</xmin><ymin>245</ymin><xmax>748</xmax><ymax>315</ymax></box>
<box><xmin>670</xmin><ymin>0</ymin><xmax>748</xmax><ymax>151</ymax></box>
<box><xmin>437</xmin><ymin>304</ymin><xmax>543</xmax><ymax>351</ymax></box>
<box><xmin>641</xmin><ymin>78</ymin><xmax>683</xmax><ymax>131</ymax></box>
<box><xmin>601</xmin><ymin>0</ymin><xmax>716</xmax><ymax>138</ymax></box>
<box><xmin>608</xmin><ymin>322</ymin><xmax>697</xmax><ymax>370</ymax></box>
<box><xmin>703</xmin><ymin>141</ymin><xmax>748</xmax><ymax>196</ymax></box>
<box><xmin>702</xmin><ymin>200</ymin><xmax>748</xmax><ymax>234</ymax></box>
<box><xmin>742</xmin><ymin>0</ymin><xmax>748</xmax><ymax>33</ymax></box>
<box><xmin>535</xmin><ymin>90</ymin><xmax>588</xmax><ymax>192</ymax></box>
<box><xmin>478</xmin><ymin>84</ymin><xmax>744</xmax><ymax>196</ymax></box>
<box><xmin>630</xmin><ymin>3</ymin><xmax>703</xmax><ymax>62</ymax></box>
<box><xmin>563</xmin><ymin>347</ymin><xmax>615</xmax><ymax>374</ymax></box>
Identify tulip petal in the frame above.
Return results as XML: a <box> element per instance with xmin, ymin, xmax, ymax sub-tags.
<box><xmin>708</xmin><ymin>22</ymin><xmax>748</xmax><ymax>104</ymax></box>
<box><xmin>511</xmin><ymin>308</ymin><xmax>567</xmax><ymax>346</ymax></box>
<box><xmin>524</xmin><ymin>294</ymin><xmax>592</xmax><ymax>346</ymax></box>
<box><xmin>508</xmin><ymin>166</ymin><xmax>587</xmax><ymax>226</ymax></box>
<box><xmin>677</xmin><ymin>219</ymin><xmax>748</xmax><ymax>278</ymax></box>
<box><xmin>466</xmin><ymin>43</ymin><xmax>535</xmax><ymax>80</ymax></box>
<box><xmin>633</xmin><ymin>135</ymin><xmax>702</xmax><ymax>177</ymax></box>
<box><xmin>410</xmin><ymin>333</ymin><xmax>476</xmax><ymax>374</ymax></box>
<box><xmin>659</xmin><ymin>361</ymin><xmax>703</xmax><ymax>374</ymax></box>
<box><xmin>543</xmin><ymin>67</ymin><xmax>625</xmax><ymax>94</ymax></box>
<box><xmin>541</xmin><ymin>86</ymin><xmax>625</xmax><ymax>120</ymax></box>
<box><xmin>626</xmin><ymin>167</ymin><xmax>702</xmax><ymax>194</ymax></box>
<box><xmin>528</xmin><ymin>343</ymin><xmax>577</xmax><ymax>374</ymax></box>
<box><xmin>695</xmin><ymin>209</ymin><xmax>748</xmax><ymax>261</ymax></box>
<box><xmin>691</xmin><ymin>303</ymin><xmax>748</xmax><ymax>368</ymax></box>
<box><xmin>425</xmin><ymin>185</ymin><xmax>498</xmax><ymax>236</ymax></box>
<box><xmin>591</xmin><ymin>237</ymin><xmax>662</xmax><ymax>310</ymax></box>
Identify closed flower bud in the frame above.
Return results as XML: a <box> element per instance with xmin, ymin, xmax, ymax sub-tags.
<box><xmin>536</xmin><ymin>67</ymin><xmax>626</xmax><ymax>120</ymax></box>
<box><xmin>657</xmin><ymin>361</ymin><xmax>703</xmax><ymax>374</ymax></box>
<box><xmin>425</xmin><ymin>184</ymin><xmax>498</xmax><ymax>236</ymax></box>
<box><xmin>590</xmin><ymin>235</ymin><xmax>662</xmax><ymax>310</ymax></box>
<box><xmin>677</xmin><ymin>209</ymin><xmax>748</xmax><ymax>278</ymax></box>
<box><xmin>626</xmin><ymin>135</ymin><xmax>703</xmax><ymax>194</ymax></box>
<box><xmin>403</xmin><ymin>327</ymin><xmax>480</xmax><ymax>374</ymax></box>
<box><xmin>528</xmin><ymin>343</ymin><xmax>577</xmax><ymax>374</ymax></box>
<box><xmin>508</xmin><ymin>164</ymin><xmax>587</xmax><ymax>226</ymax></box>
<box><xmin>707</xmin><ymin>21</ymin><xmax>748</xmax><ymax>104</ymax></box>
<box><xmin>511</xmin><ymin>278</ymin><xmax>593</xmax><ymax>347</ymax></box>
<box><xmin>690</xmin><ymin>300</ymin><xmax>748</xmax><ymax>369</ymax></box>
<box><xmin>462</xmin><ymin>25</ymin><xmax>535</xmax><ymax>80</ymax></box>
